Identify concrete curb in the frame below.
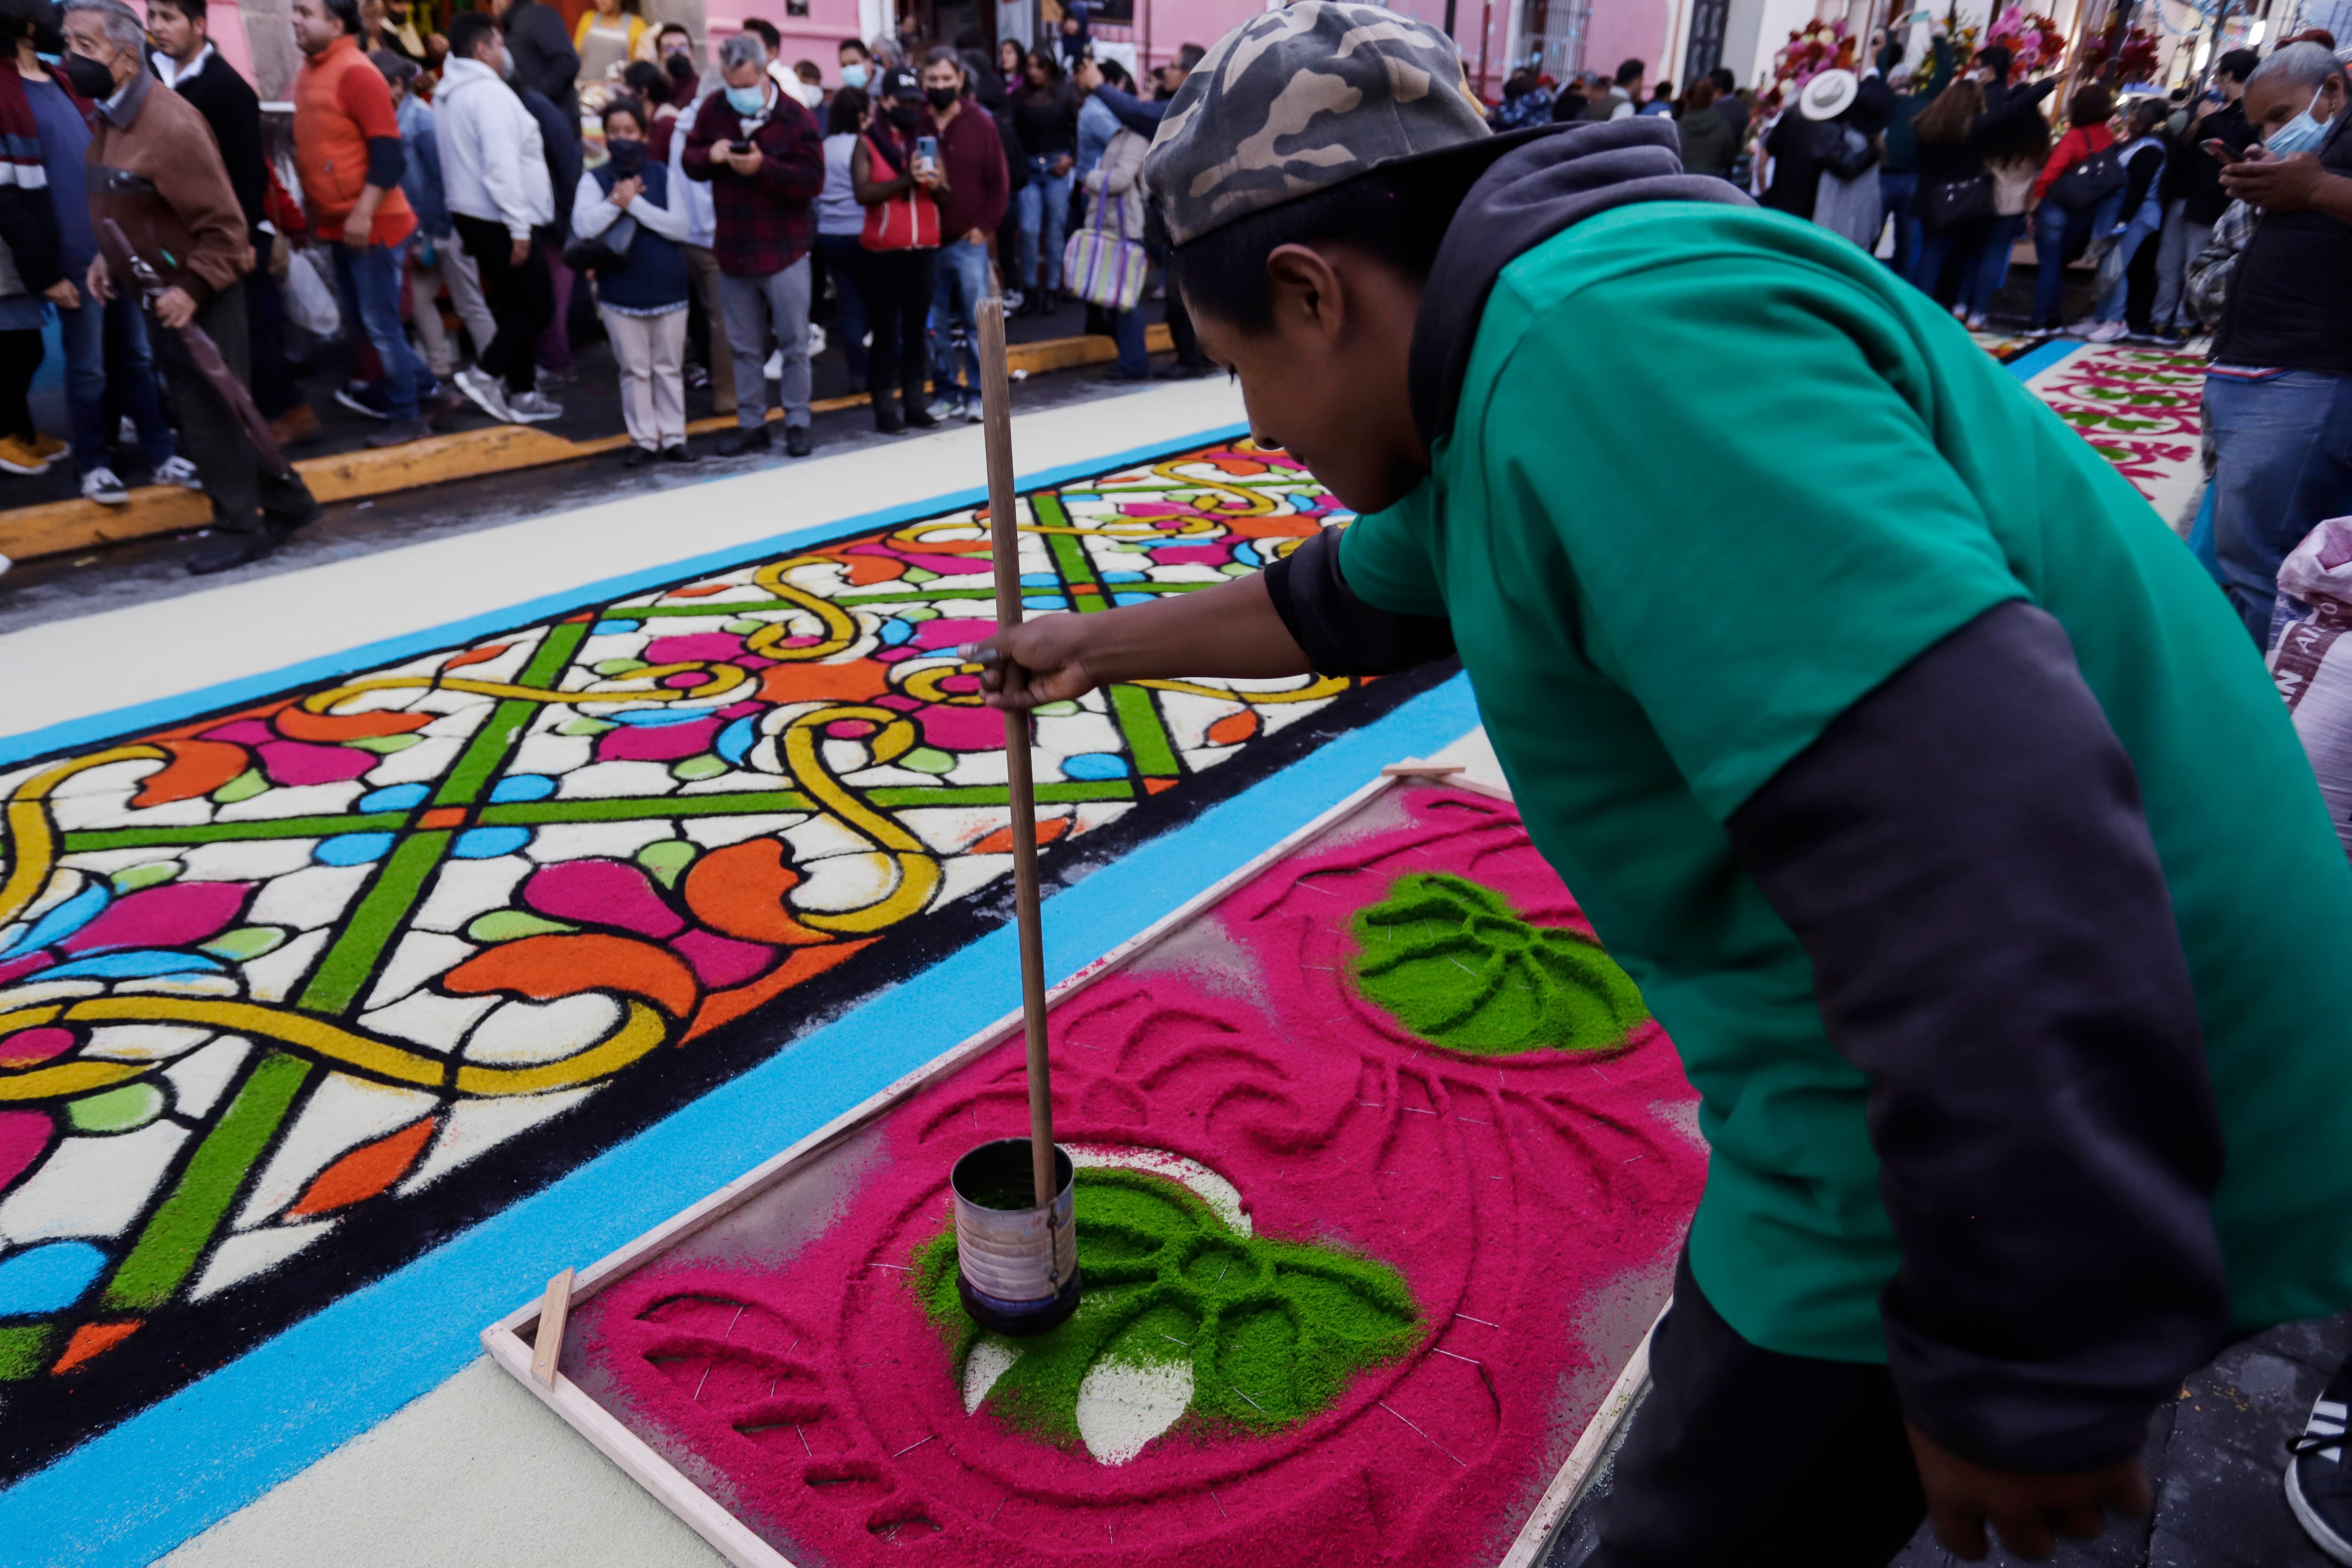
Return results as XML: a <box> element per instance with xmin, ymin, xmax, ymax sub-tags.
<box><xmin>0</xmin><ymin>324</ymin><xmax>1173</xmax><ymax>565</ymax></box>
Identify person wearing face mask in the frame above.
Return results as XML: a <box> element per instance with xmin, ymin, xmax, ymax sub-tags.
<box><xmin>2200</xmin><ymin>41</ymin><xmax>2352</xmax><ymax>645</ymax></box>
<box><xmin>656</xmin><ymin>21</ymin><xmax>697</xmax><ymax>100</ymax></box>
<box><xmin>682</xmin><ymin>31</ymin><xmax>825</xmax><ymax>458</ymax></box>
<box><xmin>574</xmin><ymin>94</ymin><xmax>694</xmax><ymax>464</ymax></box>
<box><xmin>851</xmin><ymin>62</ymin><xmax>945</xmax><ymax>433</ymax></box>
<box><xmin>920</xmin><ymin>46</ymin><xmax>1005</xmax><ymax>422</ymax></box>
<box><xmin>839</xmin><ymin>36</ymin><xmax>872</xmax><ymax>92</ymax></box>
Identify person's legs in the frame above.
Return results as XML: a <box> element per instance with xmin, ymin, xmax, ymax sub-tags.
<box><xmin>438</xmin><ymin>240</ymin><xmax>498</xmax><ymax>365</ymax></box>
<box><xmin>685</xmin><ymin>245</ymin><xmax>737</xmax><ymax>415</ymax></box>
<box><xmin>1588</xmin><ymin>1251</ymin><xmax>1927</xmax><ymax>1568</ymax></box>
<box><xmin>2032</xmin><ymin>202</ymin><xmax>2073</xmax><ymax>327</ymax></box>
<box><xmin>0</xmin><ymin>327</ymin><xmax>41</xmax><ymax>443</ymax></box>
<box><xmin>244</xmin><ymin>231</ymin><xmax>295</xmax><ymax>420</ymax></box>
<box><xmin>56</xmin><ymin>300</ymin><xmax>108</xmax><ymax>474</ymax></box>
<box><xmin>156</xmin><ymin>284</ymin><xmax>262</xmax><ymax>538</ymax></box>
<box><xmin>764</xmin><ymin>256</ymin><xmax>813</xmax><ymax>429</ymax></box>
<box><xmin>863</xmin><ymin>249</ymin><xmax>906</xmax><ymax>422</ymax></box>
<box><xmin>1968</xmin><ymin>213</ymin><xmax>2025</xmax><ymax>318</ymax></box>
<box><xmin>1039</xmin><ymin>169</ymin><xmax>1073</xmax><ymax>294</ymax></box>
<box><xmin>409</xmin><ymin>253</ymin><xmax>455</xmax><ymax>379</ymax></box>
<box><xmin>1015</xmin><ymin>173</ymin><xmax>1044</xmax><ymax>291</ymax></box>
<box><xmin>818</xmin><ymin>232</ymin><xmax>870</xmax><ymax>384</ymax></box>
<box><xmin>502</xmin><ymin>237</ymin><xmax>557</xmax><ymax>398</ymax></box>
<box><xmin>896</xmin><ymin>248</ymin><xmax>936</xmax><ymax>412</ymax></box>
<box><xmin>1909</xmin><ymin>223</ymin><xmax>1957</xmax><ymax>302</ymax></box>
<box><xmin>2093</xmin><ymin>209</ymin><xmax>2163</xmax><ymax>324</ymax></box>
<box><xmin>2152</xmin><ymin>197</ymin><xmax>2191</xmax><ymax>332</ymax></box>
<box><xmin>1880</xmin><ymin>171</ymin><xmax>1917</xmax><ymax>275</ymax></box>
<box><xmin>718</xmin><ymin>270</ymin><xmax>773</xmax><ymax>429</ymax></box>
<box><xmin>339</xmin><ymin>239</ymin><xmax>423</xmax><ymax>418</ymax></box>
<box><xmin>537</xmin><ymin>242</ymin><xmax>575</xmax><ymax>373</ymax></box>
<box><xmin>1111</xmin><ymin>305</ymin><xmax>1147</xmax><ymax>376</ymax></box>
<box><xmin>2206</xmin><ymin>369</ymin><xmax>2352</xmax><ymax>641</ymax></box>
<box><xmin>602</xmin><ymin>306</ymin><xmax>658</xmax><ymax>450</ymax></box>
<box><xmin>927</xmin><ymin>238</ymin><xmax>979</xmax><ymax>409</ymax></box>
<box><xmin>649</xmin><ymin>308</ymin><xmax>687</xmax><ymax>448</ymax></box>
<box><xmin>453</xmin><ymin>214</ymin><xmax>522</xmax><ymax>393</ymax></box>
<box><xmin>108</xmin><ymin>295</ymin><xmax>177</xmax><ymax>471</ymax></box>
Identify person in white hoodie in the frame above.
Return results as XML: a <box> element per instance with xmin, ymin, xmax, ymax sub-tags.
<box><xmin>435</xmin><ymin>7</ymin><xmax>561</xmax><ymax>423</ymax></box>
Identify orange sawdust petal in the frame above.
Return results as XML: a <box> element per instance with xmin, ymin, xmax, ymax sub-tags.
<box><xmin>837</xmin><ymin>555</ymin><xmax>906</xmax><ymax>586</ymax></box>
<box><xmin>274</xmin><ymin>706</ymin><xmax>435</xmax><ymax>743</ymax></box>
<box><xmin>682</xmin><ymin>840</ymin><xmax>832</xmax><ymax>947</ymax></box>
<box><xmin>969</xmin><ymin>816</ymin><xmax>1070</xmax><ymax>855</ymax></box>
<box><xmin>755</xmin><ymin>661</ymin><xmax>892</xmax><ymax>705</ymax></box>
<box><xmin>685</xmin><ymin>939</ymin><xmax>877</xmax><ymax>1041</ymax></box>
<box><xmin>664</xmin><ymin>583</ymin><xmax>736</xmax><ymax>598</ymax></box>
<box><xmin>286</xmin><ymin>1117</ymin><xmax>438</xmax><ymax>1218</ymax></box>
<box><xmin>131</xmin><ymin>739</ymin><xmax>252</xmax><ymax>808</ymax></box>
<box><xmin>442</xmin><ymin>933</ymin><xmax>700</xmax><ymax>1017</ymax></box>
<box><xmin>52</xmin><ymin>1321</ymin><xmax>141</xmax><ymax>1374</ymax></box>
<box><xmin>1206</xmin><ymin>710</ymin><xmax>1260</xmax><ymax>747</ymax></box>
<box><xmin>1144</xmin><ymin>777</ymin><xmax>1180</xmax><ymax>794</ymax></box>
<box><xmin>441</xmin><ymin>643</ymin><xmax>515</xmax><ymax>671</ymax></box>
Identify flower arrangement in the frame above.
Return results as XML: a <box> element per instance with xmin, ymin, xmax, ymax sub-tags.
<box><xmin>2079</xmin><ymin>22</ymin><xmax>2161</xmax><ymax>82</ymax></box>
<box><xmin>1771</xmin><ymin>16</ymin><xmax>1857</xmax><ymax>91</ymax></box>
<box><xmin>1984</xmin><ymin>4</ymin><xmax>2070</xmax><ymax>73</ymax></box>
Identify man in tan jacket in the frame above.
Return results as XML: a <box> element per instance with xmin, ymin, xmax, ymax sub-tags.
<box><xmin>66</xmin><ymin>0</ymin><xmax>317</xmax><ymax>574</ymax></box>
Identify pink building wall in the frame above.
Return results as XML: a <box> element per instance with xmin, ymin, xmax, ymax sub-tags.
<box><xmin>1581</xmin><ymin>0</ymin><xmax>1674</xmax><ymax>87</ymax></box>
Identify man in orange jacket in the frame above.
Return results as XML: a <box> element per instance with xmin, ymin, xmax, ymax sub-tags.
<box><xmin>291</xmin><ymin>0</ymin><xmax>435</xmax><ymax>444</ymax></box>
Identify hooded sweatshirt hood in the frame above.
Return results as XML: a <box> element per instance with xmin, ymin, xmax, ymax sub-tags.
<box><xmin>1408</xmin><ymin>117</ymin><xmax>1751</xmax><ymax>448</ymax></box>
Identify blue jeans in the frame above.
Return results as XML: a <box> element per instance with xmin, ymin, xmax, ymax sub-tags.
<box><xmin>1909</xmin><ymin>221</ymin><xmax>1980</xmax><ymax>306</ymax></box>
<box><xmin>815</xmin><ymin>232</ymin><xmax>868</xmax><ymax>383</ymax></box>
<box><xmin>929</xmin><ymin>237</ymin><xmax>987</xmax><ymax>403</ymax></box>
<box><xmin>2204</xmin><ymin>368</ymin><xmax>2352</xmax><ymax>642</ymax></box>
<box><xmin>59</xmin><ymin>289</ymin><xmax>173</xmax><ymax>477</ymax></box>
<box><xmin>1016</xmin><ymin>158</ymin><xmax>1073</xmax><ymax>293</ymax></box>
<box><xmin>2091</xmin><ymin>202</ymin><xmax>2164</xmax><ymax>324</ymax></box>
<box><xmin>2032</xmin><ymin>202</ymin><xmax>2096</xmax><ymax>328</ymax></box>
<box><xmin>332</xmin><ymin>238</ymin><xmax>423</xmax><ymax>420</ymax></box>
<box><xmin>1967</xmin><ymin>213</ymin><xmax>2025</xmax><ymax>318</ymax></box>
<box><xmin>1880</xmin><ymin>172</ymin><xmax>1919</xmax><ymax>278</ymax></box>
<box><xmin>1111</xmin><ymin>305</ymin><xmax>1147</xmax><ymax>376</ymax></box>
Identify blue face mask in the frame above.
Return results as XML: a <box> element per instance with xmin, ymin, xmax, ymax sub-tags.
<box><xmin>841</xmin><ymin>62</ymin><xmax>869</xmax><ymax>89</ymax></box>
<box><xmin>2266</xmin><ymin>87</ymin><xmax>2333</xmax><ymax>156</ymax></box>
<box><xmin>725</xmin><ymin>82</ymin><xmax>768</xmax><ymax>116</ymax></box>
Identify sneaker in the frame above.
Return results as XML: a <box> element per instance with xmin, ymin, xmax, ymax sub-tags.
<box><xmin>81</xmin><ymin>465</ymin><xmax>128</xmax><ymax>505</ymax></box>
<box><xmin>364</xmin><ymin>419</ymin><xmax>432</xmax><ymax>449</ymax></box>
<box><xmin>718</xmin><ymin>425</ymin><xmax>771</xmax><ymax>457</ymax></box>
<box><xmin>784</xmin><ymin>424</ymin><xmax>812</xmax><ymax>458</ymax></box>
<box><xmin>763</xmin><ymin>349</ymin><xmax>784</xmax><ymax>380</ymax></box>
<box><xmin>504</xmin><ymin>389</ymin><xmax>564</xmax><ymax>423</ymax></box>
<box><xmin>660</xmin><ymin>443</ymin><xmax>698</xmax><ymax>463</ymax></box>
<box><xmin>0</xmin><ymin>435</ymin><xmax>50</xmax><ymax>475</ymax></box>
<box><xmin>807</xmin><ymin>323</ymin><xmax>827</xmax><ymax>358</ymax></box>
<box><xmin>1965</xmin><ymin>313</ymin><xmax>1989</xmax><ymax>332</ymax></box>
<box><xmin>928</xmin><ymin>398</ymin><xmax>964</xmax><ymax>422</ymax></box>
<box><xmin>334</xmin><ymin>379</ymin><xmax>390</xmax><ymax>420</ymax></box>
<box><xmin>453</xmin><ymin>367</ymin><xmax>513</xmax><ymax>423</ymax></box>
<box><xmin>29</xmin><ymin>433</ymin><xmax>66</xmax><ymax>463</ymax></box>
<box><xmin>270</xmin><ymin>404</ymin><xmax>322</xmax><ymax>446</ymax></box>
<box><xmin>2287</xmin><ymin>1357</ymin><xmax>2352</xmax><ymax>1564</ymax></box>
<box><xmin>685</xmin><ymin>363</ymin><xmax>711</xmax><ymax>390</ymax></box>
<box><xmin>960</xmin><ymin>399</ymin><xmax>982</xmax><ymax>424</ymax></box>
<box><xmin>154</xmin><ymin>455</ymin><xmax>203</xmax><ymax>489</ymax></box>
<box><xmin>2083</xmin><ymin>319</ymin><xmax>2130</xmax><ymax>343</ymax></box>
<box><xmin>1002</xmin><ymin>288</ymin><xmax>1025</xmax><ymax>313</ymax></box>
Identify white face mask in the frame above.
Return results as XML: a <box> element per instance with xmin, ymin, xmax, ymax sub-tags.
<box><xmin>2266</xmin><ymin>86</ymin><xmax>2334</xmax><ymax>156</ymax></box>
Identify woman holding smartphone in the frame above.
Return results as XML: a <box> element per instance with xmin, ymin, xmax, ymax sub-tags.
<box><xmin>852</xmin><ymin>64</ymin><xmax>947</xmax><ymax>433</ymax></box>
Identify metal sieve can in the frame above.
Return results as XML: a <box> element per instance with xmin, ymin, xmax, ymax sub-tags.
<box><xmin>951</xmin><ymin>1138</ymin><xmax>1081</xmax><ymax>1336</ymax></box>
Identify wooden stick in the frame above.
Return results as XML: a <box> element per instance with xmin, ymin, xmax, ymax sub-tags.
<box><xmin>977</xmin><ymin>295</ymin><xmax>1057</xmax><ymax>1211</ymax></box>
<box><xmin>1380</xmin><ymin>762</ymin><xmax>1469</xmax><ymax>778</ymax></box>
<box><xmin>531</xmin><ymin>1266</ymin><xmax>575</xmax><ymax>1386</ymax></box>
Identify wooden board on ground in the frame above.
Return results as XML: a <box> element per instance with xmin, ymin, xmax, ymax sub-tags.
<box><xmin>484</xmin><ymin>767</ymin><xmax>1694</xmax><ymax>1568</ymax></box>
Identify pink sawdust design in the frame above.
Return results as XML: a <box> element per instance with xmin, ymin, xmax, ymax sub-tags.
<box><xmin>577</xmin><ymin>788</ymin><xmax>1705</xmax><ymax>1566</ymax></box>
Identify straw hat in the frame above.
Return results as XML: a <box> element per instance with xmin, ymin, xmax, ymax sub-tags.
<box><xmin>1799</xmin><ymin>68</ymin><xmax>1859</xmax><ymax>120</ymax></box>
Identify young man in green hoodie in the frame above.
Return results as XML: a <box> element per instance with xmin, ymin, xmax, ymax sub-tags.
<box><xmin>971</xmin><ymin>6</ymin><xmax>2352</xmax><ymax>1562</ymax></box>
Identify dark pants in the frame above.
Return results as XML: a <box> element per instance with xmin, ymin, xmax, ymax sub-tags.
<box><xmin>2033</xmin><ymin>202</ymin><xmax>2098</xmax><ymax>328</ymax></box>
<box><xmin>816</xmin><ymin>231</ymin><xmax>869</xmax><ymax>382</ymax></box>
<box><xmin>1880</xmin><ymin>170</ymin><xmax>1919</xmax><ymax>279</ymax></box>
<box><xmin>1589</xmin><ymin>1252</ymin><xmax>1926</xmax><ymax>1568</ymax></box>
<box><xmin>1165</xmin><ymin>280</ymin><xmax>1209</xmax><ymax>368</ymax></box>
<box><xmin>247</xmin><ymin>231</ymin><xmax>295</xmax><ymax>419</ymax></box>
<box><xmin>860</xmin><ymin>246</ymin><xmax>936</xmax><ymax>412</ymax></box>
<box><xmin>0</xmin><ymin>326</ymin><xmax>40</xmax><ymax>440</ymax></box>
<box><xmin>453</xmin><ymin>214</ymin><xmax>554</xmax><ymax>398</ymax></box>
<box><xmin>151</xmin><ymin>284</ymin><xmax>316</xmax><ymax>541</ymax></box>
<box><xmin>2205</xmin><ymin>367</ymin><xmax>2352</xmax><ymax>643</ymax></box>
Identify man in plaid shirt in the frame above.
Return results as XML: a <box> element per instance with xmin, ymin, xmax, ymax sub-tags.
<box><xmin>683</xmin><ymin>32</ymin><xmax>825</xmax><ymax>457</ymax></box>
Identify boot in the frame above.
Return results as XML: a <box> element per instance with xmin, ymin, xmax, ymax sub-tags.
<box><xmin>874</xmin><ymin>393</ymin><xmax>905</xmax><ymax>435</ymax></box>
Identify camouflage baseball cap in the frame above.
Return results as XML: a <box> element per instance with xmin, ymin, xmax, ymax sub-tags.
<box><xmin>1144</xmin><ymin>1</ymin><xmax>1492</xmax><ymax>247</ymax></box>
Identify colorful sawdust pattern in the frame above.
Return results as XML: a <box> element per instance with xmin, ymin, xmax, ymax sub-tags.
<box><xmin>2026</xmin><ymin>343</ymin><xmax>2205</xmax><ymax>524</ymax></box>
<box><xmin>577</xmin><ymin>787</ymin><xmax>1706</xmax><ymax>1567</ymax></box>
<box><xmin>1351</xmin><ymin>873</ymin><xmax>1647</xmax><ymax>1057</ymax></box>
<box><xmin>0</xmin><ymin>439</ymin><xmax>1421</xmax><ymax>1480</ymax></box>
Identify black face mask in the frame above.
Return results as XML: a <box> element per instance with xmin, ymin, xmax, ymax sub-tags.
<box><xmin>889</xmin><ymin>103</ymin><xmax>922</xmax><ymax>132</ymax></box>
<box><xmin>606</xmin><ymin>137</ymin><xmax>646</xmax><ymax>174</ymax></box>
<box><xmin>925</xmin><ymin>86</ymin><xmax>957</xmax><ymax>111</ymax></box>
<box><xmin>61</xmin><ymin>52</ymin><xmax>114</xmax><ymax>100</ymax></box>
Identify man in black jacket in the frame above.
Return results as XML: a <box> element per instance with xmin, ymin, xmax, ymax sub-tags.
<box><xmin>145</xmin><ymin>0</ymin><xmax>303</xmax><ymax>434</ymax></box>
<box><xmin>2154</xmin><ymin>47</ymin><xmax>2257</xmax><ymax>339</ymax></box>
<box><xmin>492</xmin><ymin>0</ymin><xmax>576</xmax><ymax>127</ymax></box>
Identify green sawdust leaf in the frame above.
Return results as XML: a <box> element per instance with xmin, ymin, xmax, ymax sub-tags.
<box><xmin>1350</xmin><ymin>872</ymin><xmax>1647</xmax><ymax>1056</ymax></box>
<box><xmin>913</xmin><ymin>1169</ymin><xmax>1419</xmax><ymax>1449</ymax></box>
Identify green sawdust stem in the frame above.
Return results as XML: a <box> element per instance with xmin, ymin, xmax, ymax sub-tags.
<box><xmin>1350</xmin><ymin>873</ymin><xmax>1648</xmax><ymax>1056</ymax></box>
<box><xmin>913</xmin><ymin>1169</ymin><xmax>1419</xmax><ymax>1446</ymax></box>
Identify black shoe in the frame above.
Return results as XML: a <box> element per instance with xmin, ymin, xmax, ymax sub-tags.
<box><xmin>1099</xmin><ymin>367</ymin><xmax>1149</xmax><ymax>383</ymax></box>
<box><xmin>187</xmin><ymin>531</ymin><xmax>280</xmax><ymax>575</ymax></box>
<box><xmin>903</xmin><ymin>405</ymin><xmax>941</xmax><ymax>430</ymax></box>
<box><xmin>784</xmin><ymin>424</ymin><xmax>813</xmax><ymax>458</ymax></box>
<box><xmin>874</xmin><ymin>403</ymin><xmax>906</xmax><ymax>434</ymax></box>
<box><xmin>364</xmin><ymin>419</ymin><xmax>431</xmax><ymax>449</ymax></box>
<box><xmin>2289</xmin><ymin>1357</ymin><xmax>2352</xmax><ymax>1564</ymax></box>
<box><xmin>623</xmin><ymin>446</ymin><xmax>653</xmax><ymax>469</ymax></box>
<box><xmin>717</xmin><ymin>426</ymin><xmax>772</xmax><ymax>457</ymax></box>
<box><xmin>265</xmin><ymin>499</ymin><xmax>323</xmax><ymax>538</ymax></box>
<box><xmin>660</xmin><ymin>443</ymin><xmax>697</xmax><ymax>463</ymax></box>
<box><xmin>1154</xmin><ymin>361</ymin><xmax>1215</xmax><ymax>381</ymax></box>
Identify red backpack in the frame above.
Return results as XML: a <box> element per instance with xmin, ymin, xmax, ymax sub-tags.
<box><xmin>860</xmin><ymin>130</ymin><xmax>942</xmax><ymax>251</ymax></box>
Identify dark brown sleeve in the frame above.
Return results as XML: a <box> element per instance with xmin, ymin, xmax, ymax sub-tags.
<box><xmin>159</xmin><ymin>97</ymin><xmax>253</xmax><ymax>300</ymax></box>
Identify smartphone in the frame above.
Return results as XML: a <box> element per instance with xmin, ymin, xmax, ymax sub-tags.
<box><xmin>2202</xmin><ymin>137</ymin><xmax>2235</xmax><ymax>161</ymax></box>
<box><xmin>731</xmin><ymin>138</ymin><xmax>752</xmax><ymax>154</ymax></box>
<box><xmin>915</xmin><ymin>135</ymin><xmax>938</xmax><ymax>169</ymax></box>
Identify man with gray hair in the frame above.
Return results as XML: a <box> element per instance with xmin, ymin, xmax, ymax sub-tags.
<box><xmin>2203</xmin><ymin>39</ymin><xmax>2352</xmax><ymax>641</ymax></box>
<box><xmin>682</xmin><ymin>31</ymin><xmax>824</xmax><ymax>458</ymax></box>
